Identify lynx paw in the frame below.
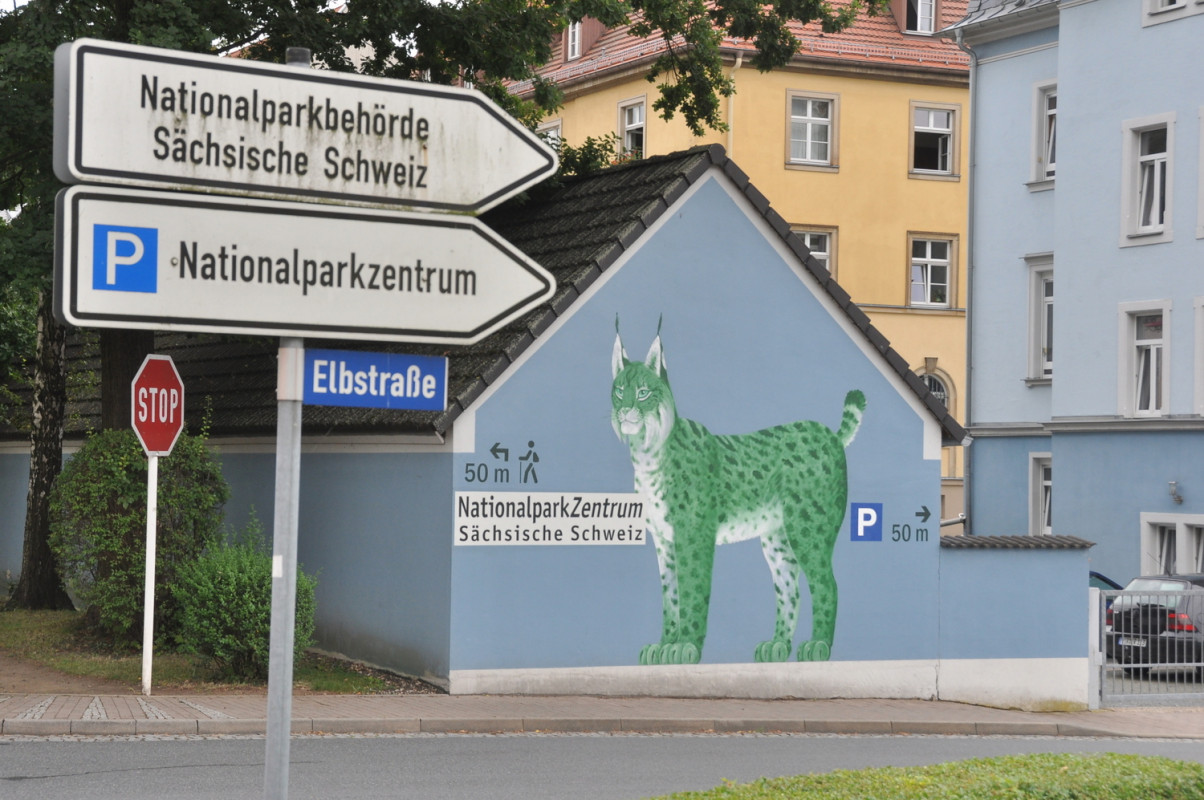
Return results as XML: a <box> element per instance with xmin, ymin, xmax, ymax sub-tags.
<box><xmin>753</xmin><ymin>640</ymin><xmax>792</xmax><ymax>662</ymax></box>
<box><xmin>796</xmin><ymin>640</ymin><xmax>831</xmax><ymax>661</ymax></box>
<box><xmin>639</xmin><ymin>642</ymin><xmax>700</xmax><ymax>665</ymax></box>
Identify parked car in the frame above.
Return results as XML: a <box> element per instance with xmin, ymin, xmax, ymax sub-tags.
<box><xmin>1107</xmin><ymin>574</ymin><xmax>1204</xmax><ymax>678</ymax></box>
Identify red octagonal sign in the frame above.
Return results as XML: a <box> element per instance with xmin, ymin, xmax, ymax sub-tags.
<box><xmin>131</xmin><ymin>355</ymin><xmax>184</xmax><ymax>457</ymax></box>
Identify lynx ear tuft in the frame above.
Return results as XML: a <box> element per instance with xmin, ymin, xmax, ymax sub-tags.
<box><xmin>612</xmin><ymin>326</ymin><xmax>628</xmax><ymax>379</ymax></box>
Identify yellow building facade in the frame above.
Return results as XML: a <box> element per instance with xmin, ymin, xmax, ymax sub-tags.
<box><xmin>519</xmin><ymin>14</ymin><xmax>970</xmax><ymax>523</ymax></box>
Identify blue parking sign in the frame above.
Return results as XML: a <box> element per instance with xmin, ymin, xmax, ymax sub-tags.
<box><xmin>850</xmin><ymin>502</ymin><xmax>883</xmax><ymax>541</ymax></box>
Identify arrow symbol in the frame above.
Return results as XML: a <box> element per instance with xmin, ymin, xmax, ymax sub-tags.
<box><xmin>490</xmin><ymin>442</ymin><xmax>509</xmax><ymax>461</ymax></box>
<box><xmin>915</xmin><ymin>506</ymin><xmax>931</xmax><ymax>524</ymax></box>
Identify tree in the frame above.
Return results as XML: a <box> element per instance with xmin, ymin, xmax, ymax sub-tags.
<box><xmin>0</xmin><ymin>0</ymin><xmax>882</xmax><ymax>608</ymax></box>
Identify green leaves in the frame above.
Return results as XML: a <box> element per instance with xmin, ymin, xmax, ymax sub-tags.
<box><xmin>173</xmin><ymin>537</ymin><xmax>317</xmax><ymax>680</ymax></box>
<box><xmin>47</xmin><ymin>428</ymin><xmax>229</xmax><ymax>647</ymax></box>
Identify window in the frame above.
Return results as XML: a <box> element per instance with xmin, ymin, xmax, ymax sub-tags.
<box><xmin>1143</xmin><ymin>0</ymin><xmax>1204</xmax><ymax>26</ymax></box>
<box><xmin>1032</xmin><ymin>84</ymin><xmax>1057</xmax><ymax>184</ymax></box>
<box><xmin>907</xmin><ymin>0</ymin><xmax>936</xmax><ymax>32</ymax></box>
<box><xmin>923</xmin><ymin>374</ymin><xmax>948</xmax><ymax>405</ymax></box>
<box><xmin>787</xmin><ymin>93</ymin><xmax>838</xmax><ymax>168</ymax></box>
<box><xmin>1026</xmin><ymin>255</ymin><xmax>1053</xmax><ymax>381</ymax></box>
<box><xmin>1121</xmin><ymin>113</ymin><xmax>1174</xmax><ymax>245</ymax></box>
<box><xmin>537</xmin><ymin>120</ymin><xmax>562</xmax><ymax>149</ymax></box>
<box><xmin>909</xmin><ymin>237</ymin><xmax>952</xmax><ymax>307</ymax></box>
<box><xmin>1138</xmin><ymin>128</ymin><xmax>1168</xmax><ymax>231</ymax></box>
<box><xmin>910</xmin><ymin>102</ymin><xmax>959</xmax><ymax>178</ymax></box>
<box><xmin>619</xmin><ymin>99</ymin><xmax>645</xmax><ymax>158</ymax></box>
<box><xmin>1118</xmin><ymin>301</ymin><xmax>1171</xmax><ymax>417</ymax></box>
<box><xmin>792</xmin><ymin>227</ymin><xmax>836</xmax><ymax>275</ymax></box>
<box><xmin>566</xmin><ymin>22</ymin><xmax>582</xmax><ymax>60</ymax></box>
<box><xmin>1030</xmin><ymin>454</ymin><xmax>1052</xmax><ymax>536</ymax></box>
<box><xmin>1140</xmin><ymin>514</ymin><xmax>1204</xmax><ymax>574</ymax></box>
<box><xmin>1135</xmin><ymin>313</ymin><xmax>1165</xmax><ymax>414</ymax></box>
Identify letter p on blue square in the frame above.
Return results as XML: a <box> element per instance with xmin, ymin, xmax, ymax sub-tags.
<box><xmin>850</xmin><ymin>502</ymin><xmax>883</xmax><ymax>541</ymax></box>
<box><xmin>92</xmin><ymin>225</ymin><xmax>158</xmax><ymax>293</ymax></box>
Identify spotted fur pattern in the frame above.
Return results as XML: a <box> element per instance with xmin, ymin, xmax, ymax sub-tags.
<box><xmin>612</xmin><ymin>326</ymin><xmax>864</xmax><ymax>664</ymax></box>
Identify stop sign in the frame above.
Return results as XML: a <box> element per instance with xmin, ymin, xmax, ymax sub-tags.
<box><xmin>131</xmin><ymin>355</ymin><xmax>184</xmax><ymax>456</ymax></box>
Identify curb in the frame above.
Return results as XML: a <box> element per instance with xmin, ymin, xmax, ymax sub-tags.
<box><xmin>3</xmin><ymin>716</ymin><xmax>1198</xmax><ymax>738</ymax></box>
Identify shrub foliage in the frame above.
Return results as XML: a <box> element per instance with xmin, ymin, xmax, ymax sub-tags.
<box><xmin>173</xmin><ymin>538</ymin><xmax>317</xmax><ymax>680</ymax></box>
<box><xmin>48</xmin><ymin>429</ymin><xmax>228</xmax><ymax>646</ymax></box>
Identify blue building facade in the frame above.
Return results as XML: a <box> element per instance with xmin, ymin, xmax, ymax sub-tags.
<box><xmin>947</xmin><ymin>0</ymin><xmax>1204</xmax><ymax>582</ymax></box>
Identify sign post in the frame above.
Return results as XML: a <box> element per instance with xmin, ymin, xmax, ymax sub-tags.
<box><xmin>130</xmin><ymin>354</ymin><xmax>185</xmax><ymax>696</ymax></box>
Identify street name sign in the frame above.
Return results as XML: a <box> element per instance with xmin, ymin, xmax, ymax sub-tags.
<box><xmin>55</xmin><ymin>185</ymin><xmax>556</xmax><ymax>345</ymax></box>
<box><xmin>54</xmin><ymin>39</ymin><xmax>557</xmax><ymax>212</ymax></box>
<box><xmin>303</xmin><ymin>349</ymin><xmax>447</xmax><ymax>411</ymax></box>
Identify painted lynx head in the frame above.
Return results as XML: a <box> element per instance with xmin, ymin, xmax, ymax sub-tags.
<box><xmin>611</xmin><ymin>322</ymin><xmax>676</xmax><ymax>453</ymax></box>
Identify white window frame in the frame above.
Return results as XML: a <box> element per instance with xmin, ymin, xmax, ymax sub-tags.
<box><xmin>906</xmin><ymin>0</ymin><xmax>936</xmax><ymax>33</ymax></box>
<box><xmin>1140</xmin><ymin>513</ymin><xmax>1204</xmax><ymax>574</ymax></box>
<box><xmin>1195</xmin><ymin>296</ymin><xmax>1204</xmax><ymax>415</ymax></box>
<box><xmin>1120</xmin><ymin>113</ymin><xmax>1174</xmax><ymax>247</ymax></box>
<box><xmin>1026</xmin><ymin>254</ymin><xmax>1054</xmax><ymax>382</ymax></box>
<box><xmin>537</xmin><ymin>119</ymin><xmax>562</xmax><ymax>149</ymax></box>
<box><xmin>1198</xmin><ymin>107</ymin><xmax>1204</xmax><ymax>240</ymax></box>
<box><xmin>792</xmin><ymin>226</ymin><xmax>837</xmax><ymax>276</ymax></box>
<box><xmin>909</xmin><ymin>102</ymin><xmax>960</xmax><ymax>180</ymax></box>
<box><xmin>786</xmin><ymin>91</ymin><xmax>839</xmax><ymax>170</ymax></box>
<box><xmin>1143</xmin><ymin>0</ymin><xmax>1204</xmax><ymax>26</ymax></box>
<box><xmin>1029</xmin><ymin>453</ymin><xmax>1052</xmax><ymax>536</ymax></box>
<box><xmin>618</xmin><ymin>98</ymin><xmax>646</xmax><ymax>159</ymax></box>
<box><xmin>908</xmin><ymin>235</ymin><xmax>955</xmax><ymax>308</ymax></box>
<box><xmin>566</xmin><ymin>21</ymin><xmax>582</xmax><ymax>60</ymax></box>
<box><xmin>1029</xmin><ymin>82</ymin><xmax>1057</xmax><ymax>188</ymax></box>
<box><xmin>1117</xmin><ymin>300</ymin><xmax>1171</xmax><ymax>418</ymax></box>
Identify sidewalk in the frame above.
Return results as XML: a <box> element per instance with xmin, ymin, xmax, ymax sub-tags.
<box><xmin>3</xmin><ymin>693</ymin><xmax>1203</xmax><ymax>738</ymax></box>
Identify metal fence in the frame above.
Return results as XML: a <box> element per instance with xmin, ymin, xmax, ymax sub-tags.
<box><xmin>1094</xmin><ymin>588</ymin><xmax>1204</xmax><ymax>707</ymax></box>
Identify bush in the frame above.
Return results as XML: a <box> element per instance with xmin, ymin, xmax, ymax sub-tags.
<box><xmin>657</xmin><ymin>753</ymin><xmax>1204</xmax><ymax>800</ymax></box>
<box><xmin>48</xmin><ymin>428</ymin><xmax>228</xmax><ymax>647</ymax></box>
<box><xmin>173</xmin><ymin>535</ymin><xmax>317</xmax><ymax>681</ymax></box>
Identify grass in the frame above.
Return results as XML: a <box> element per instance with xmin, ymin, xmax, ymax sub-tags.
<box><xmin>0</xmin><ymin>609</ymin><xmax>395</xmax><ymax>694</ymax></box>
<box><xmin>653</xmin><ymin>753</ymin><xmax>1204</xmax><ymax>800</ymax></box>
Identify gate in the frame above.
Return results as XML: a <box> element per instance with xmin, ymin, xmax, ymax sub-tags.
<box><xmin>1095</xmin><ymin>587</ymin><xmax>1204</xmax><ymax>707</ymax></box>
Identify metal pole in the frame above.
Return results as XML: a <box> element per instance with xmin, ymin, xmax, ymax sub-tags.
<box><xmin>264</xmin><ymin>45</ymin><xmax>311</xmax><ymax>800</ymax></box>
<box><xmin>265</xmin><ymin>336</ymin><xmax>304</xmax><ymax>799</ymax></box>
<box><xmin>141</xmin><ymin>454</ymin><xmax>158</xmax><ymax>696</ymax></box>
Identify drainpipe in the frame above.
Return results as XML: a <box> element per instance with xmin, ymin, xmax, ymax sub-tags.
<box><xmin>954</xmin><ymin>28</ymin><xmax>978</xmax><ymax>534</ymax></box>
<box><xmin>727</xmin><ymin>53</ymin><xmax>743</xmax><ymax>155</ymax></box>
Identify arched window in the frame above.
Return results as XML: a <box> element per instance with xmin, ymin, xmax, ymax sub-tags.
<box><xmin>923</xmin><ymin>374</ymin><xmax>948</xmax><ymax>407</ymax></box>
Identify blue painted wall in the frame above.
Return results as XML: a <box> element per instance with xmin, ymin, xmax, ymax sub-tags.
<box><xmin>0</xmin><ymin>452</ymin><xmax>30</xmax><ymax>587</ymax></box>
<box><xmin>451</xmin><ymin>176</ymin><xmax>943</xmax><ymax>669</ymax></box>
<box><xmin>939</xmin><ymin>545</ymin><xmax>1088</xmax><ymax>659</ymax></box>
<box><xmin>216</xmin><ymin>450</ymin><xmax>454</xmax><ymax>680</ymax></box>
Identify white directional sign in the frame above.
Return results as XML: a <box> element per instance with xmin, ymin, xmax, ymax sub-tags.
<box><xmin>53</xmin><ymin>39</ymin><xmax>557</xmax><ymax>212</ymax></box>
<box><xmin>55</xmin><ymin>185</ymin><xmax>556</xmax><ymax>345</ymax></box>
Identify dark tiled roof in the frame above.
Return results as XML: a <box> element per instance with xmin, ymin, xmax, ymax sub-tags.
<box><xmin>941</xmin><ymin>0</ymin><xmax>1057</xmax><ymax>34</ymax></box>
<box><xmin>2</xmin><ymin>145</ymin><xmax>966</xmax><ymax>446</ymax></box>
<box><xmin>940</xmin><ymin>535</ymin><xmax>1095</xmax><ymax>550</ymax></box>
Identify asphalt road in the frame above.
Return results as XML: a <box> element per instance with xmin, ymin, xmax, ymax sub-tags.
<box><xmin>3</xmin><ymin>732</ymin><xmax>1204</xmax><ymax>800</ymax></box>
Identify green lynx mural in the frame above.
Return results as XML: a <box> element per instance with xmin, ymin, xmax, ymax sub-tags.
<box><xmin>611</xmin><ymin>321</ymin><xmax>865</xmax><ymax>665</ymax></box>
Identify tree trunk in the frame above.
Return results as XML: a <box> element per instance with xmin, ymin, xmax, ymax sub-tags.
<box><xmin>6</xmin><ymin>290</ymin><xmax>73</xmax><ymax>610</ymax></box>
<box><xmin>100</xmin><ymin>329</ymin><xmax>155</xmax><ymax>431</ymax></box>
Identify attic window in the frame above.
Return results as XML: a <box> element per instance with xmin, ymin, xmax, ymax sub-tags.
<box><xmin>567</xmin><ymin>22</ymin><xmax>582</xmax><ymax>60</ymax></box>
<box><xmin>907</xmin><ymin>0</ymin><xmax>936</xmax><ymax>33</ymax></box>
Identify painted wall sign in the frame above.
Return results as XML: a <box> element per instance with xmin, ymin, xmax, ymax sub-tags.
<box><xmin>54</xmin><ymin>185</ymin><xmax>555</xmax><ymax>345</ymax></box>
<box><xmin>53</xmin><ymin>39</ymin><xmax>557</xmax><ymax>212</ymax></box>
<box><xmin>455</xmin><ymin>491</ymin><xmax>647</xmax><ymax>545</ymax></box>
<box><xmin>303</xmin><ymin>349</ymin><xmax>447</xmax><ymax>411</ymax></box>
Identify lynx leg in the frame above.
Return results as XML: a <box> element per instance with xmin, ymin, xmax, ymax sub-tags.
<box><xmin>755</xmin><ymin>529</ymin><xmax>801</xmax><ymax>662</ymax></box>
<box><xmin>640</xmin><ymin>531</ymin><xmax>682</xmax><ymax>665</ymax></box>
<box><xmin>797</xmin><ymin>554</ymin><xmax>837</xmax><ymax>662</ymax></box>
<box><xmin>655</xmin><ymin>528</ymin><xmax>713</xmax><ymax>665</ymax></box>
